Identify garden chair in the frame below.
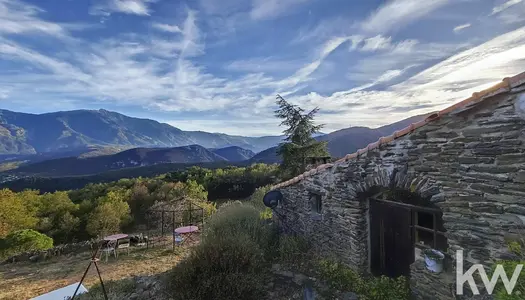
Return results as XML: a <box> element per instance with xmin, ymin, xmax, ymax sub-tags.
<box><xmin>117</xmin><ymin>238</ymin><xmax>130</xmax><ymax>257</ymax></box>
<box><xmin>99</xmin><ymin>240</ymin><xmax>117</xmax><ymax>262</ymax></box>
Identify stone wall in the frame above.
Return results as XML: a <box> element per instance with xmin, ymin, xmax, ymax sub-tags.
<box><xmin>273</xmin><ymin>89</ymin><xmax>525</xmax><ymax>299</ymax></box>
<box><xmin>1</xmin><ymin>240</ymin><xmax>97</xmax><ymax>264</ymax></box>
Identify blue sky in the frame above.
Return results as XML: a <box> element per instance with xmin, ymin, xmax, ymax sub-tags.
<box><xmin>0</xmin><ymin>0</ymin><xmax>525</xmax><ymax>136</ymax></box>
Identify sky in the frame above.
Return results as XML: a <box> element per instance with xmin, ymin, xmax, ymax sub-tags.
<box><xmin>0</xmin><ymin>0</ymin><xmax>525</xmax><ymax>136</ymax></box>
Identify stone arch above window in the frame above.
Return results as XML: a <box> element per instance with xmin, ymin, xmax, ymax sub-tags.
<box><xmin>340</xmin><ymin>166</ymin><xmax>444</xmax><ymax>205</ymax></box>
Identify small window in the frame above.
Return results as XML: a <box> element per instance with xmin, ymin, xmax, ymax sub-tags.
<box><xmin>310</xmin><ymin>193</ymin><xmax>322</xmax><ymax>214</ymax></box>
<box><xmin>413</xmin><ymin>210</ymin><xmax>447</xmax><ymax>251</ymax></box>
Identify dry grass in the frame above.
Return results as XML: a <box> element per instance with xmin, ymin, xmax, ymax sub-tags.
<box><xmin>0</xmin><ymin>239</ymin><xmax>195</xmax><ymax>300</ymax></box>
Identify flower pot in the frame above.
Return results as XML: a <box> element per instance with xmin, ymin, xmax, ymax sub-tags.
<box><xmin>423</xmin><ymin>249</ymin><xmax>445</xmax><ymax>273</ymax></box>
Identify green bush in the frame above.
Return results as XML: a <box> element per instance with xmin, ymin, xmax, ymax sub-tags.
<box><xmin>0</xmin><ymin>229</ymin><xmax>53</xmax><ymax>259</ymax></box>
<box><xmin>247</xmin><ymin>185</ymin><xmax>273</xmax><ymax>219</ymax></box>
<box><xmin>317</xmin><ymin>259</ymin><xmax>410</xmax><ymax>300</ymax></box>
<box><xmin>492</xmin><ymin>239</ymin><xmax>525</xmax><ymax>299</ymax></box>
<box><xmin>168</xmin><ymin>234</ymin><xmax>268</xmax><ymax>300</ymax></box>
<box><xmin>204</xmin><ymin>201</ymin><xmax>278</xmax><ymax>257</ymax></box>
<box><xmin>247</xmin><ymin>185</ymin><xmax>272</xmax><ymax>210</ymax></box>
<box><xmin>278</xmin><ymin>235</ymin><xmax>310</xmax><ymax>266</ymax></box>
<box><xmin>492</xmin><ymin>260</ymin><xmax>525</xmax><ymax>300</ymax></box>
<box><xmin>167</xmin><ymin>202</ymin><xmax>277</xmax><ymax>300</ymax></box>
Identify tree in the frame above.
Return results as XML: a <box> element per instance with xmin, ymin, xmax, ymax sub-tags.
<box><xmin>86</xmin><ymin>191</ymin><xmax>131</xmax><ymax>238</ymax></box>
<box><xmin>274</xmin><ymin>94</ymin><xmax>329</xmax><ymax>178</ymax></box>
<box><xmin>34</xmin><ymin>192</ymin><xmax>80</xmax><ymax>243</ymax></box>
<box><xmin>0</xmin><ymin>189</ymin><xmax>38</xmax><ymax>238</ymax></box>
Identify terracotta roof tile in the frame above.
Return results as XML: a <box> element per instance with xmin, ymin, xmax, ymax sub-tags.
<box><xmin>271</xmin><ymin>71</ymin><xmax>525</xmax><ymax>190</ymax></box>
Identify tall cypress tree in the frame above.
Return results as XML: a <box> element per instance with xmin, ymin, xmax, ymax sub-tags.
<box><xmin>274</xmin><ymin>94</ymin><xmax>329</xmax><ymax>179</ymax></box>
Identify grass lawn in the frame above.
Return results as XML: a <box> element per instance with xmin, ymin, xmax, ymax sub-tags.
<box><xmin>0</xmin><ymin>240</ymin><xmax>192</xmax><ymax>300</ymax></box>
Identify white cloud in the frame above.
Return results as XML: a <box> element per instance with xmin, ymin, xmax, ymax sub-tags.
<box><xmin>491</xmin><ymin>0</ymin><xmax>523</xmax><ymax>15</ymax></box>
<box><xmin>293</xmin><ymin>26</ymin><xmax>525</xmax><ymax>133</ymax></box>
<box><xmin>339</xmin><ymin>66</ymin><xmax>416</xmax><ymax>94</ymax></box>
<box><xmin>152</xmin><ymin>22</ymin><xmax>182</xmax><ymax>33</ymax></box>
<box><xmin>0</xmin><ymin>0</ymin><xmax>67</xmax><ymax>37</ymax></box>
<box><xmin>348</xmin><ymin>40</ymin><xmax>468</xmax><ymax>84</ymax></box>
<box><xmin>401</xmin><ymin>26</ymin><xmax>525</xmax><ymax>91</ymax></box>
<box><xmin>90</xmin><ymin>0</ymin><xmax>154</xmax><ymax>17</ymax></box>
<box><xmin>167</xmin><ymin>118</ymin><xmax>279</xmax><ymax>136</ymax></box>
<box><xmin>361</xmin><ymin>35</ymin><xmax>393</xmax><ymax>51</ymax></box>
<box><xmin>491</xmin><ymin>0</ymin><xmax>525</xmax><ymax>24</ymax></box>
<box><xmin>176</xmin><ymin>10</ymin><xmax>204</xmax><ymax>58</ymax></box>
<box><xmin>250</xmin><ymin>0</ymin><xmax>310</xmax><ymax>20</ymax></box>
<box><xmin>275</xmin><ymin>36</ymin><xmax>350</xmax><ymax>89</ymax></box>
<box><xmin>453</xmin><ymin>23</ymin><xmax>471</xmax><ymax>32</ymax></box>
<box><xmin>292</xmin><ymin>17</ymin><xmax>350</xmax><ymax>44</ymax></box>
<box><xmin>362</xmin><ymin>0</ymin><xmax>452</xmax><ymax>34</ymax></box>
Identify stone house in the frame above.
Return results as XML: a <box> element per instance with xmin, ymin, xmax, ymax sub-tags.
<box><xmin>269</xmin><ymin>71</ymin><xmax>525</xmax><ymax>299</ymax></box>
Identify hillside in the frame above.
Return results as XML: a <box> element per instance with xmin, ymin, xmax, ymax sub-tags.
<box><xmin>6</xmin><ymin>145</ymin><xmax>228</xmax><ymax>177</ymax></box>
<box><xmin>0</xmin><ymin>109</ymin><xmax>282</xmax><ymax>154</ymax></box>
<box><xmin>212</xmin><ymin>146</ymin><xmax>255</xmax><ymax>161</ymax></box>
<box><xmin>250</xmin><ymin>146</ymin><xmax>281</xmax><ymax>164</ymax></box>
<box><xmin>320</xmin><ymin>114</ymin><xmax>428</xmax><ymax>157</ymax></box>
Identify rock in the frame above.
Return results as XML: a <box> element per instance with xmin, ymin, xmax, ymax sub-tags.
<box><xmin>292</xmin><ymin>273</ymin><xmax>308</xmax><ymax>285</ymax></box>
<box><xmin>275</xmin><ymin>270</ymin><xmax>294</xmax><ymax>278</ymax></box>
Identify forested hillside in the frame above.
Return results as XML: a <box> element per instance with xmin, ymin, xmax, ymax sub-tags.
<box><xmin>0</xmin><ymin>163</ymin><xmax>278</xmax><ymax>260</ymax></box>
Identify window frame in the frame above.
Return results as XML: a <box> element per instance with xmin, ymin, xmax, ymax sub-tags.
<box><xmin>309</xmin><ymin>192</ymin><xmax>323</xmax><ymax>215</ymax></box>
<box><xmin>370</xmin><ymin>196</ymin><xmax>447</xmax><ymax>252</ymax></box>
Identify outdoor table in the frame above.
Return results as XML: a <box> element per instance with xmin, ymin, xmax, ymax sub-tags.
<box><xmin>104</xmin><ymin>233</ymin><xmax>128</xmax><ymax>241</ymax></box>
<box><xmin>174</xmin><ymin>226</ymin><xmax>199</xmax><ymax>245</ymax></box>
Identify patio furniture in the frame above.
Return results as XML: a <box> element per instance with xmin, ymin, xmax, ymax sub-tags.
<box><xmin>174</xmin><ymin>225</ymin><xmax>199</xmax><ymax>245</ymax></box>
<box><xmin>101</xmin><ymin>234</ymin><xmax>129</xmax><ymax>261</ymax></box>
<box><xmin>116</xmin><ymin>238</ymin><xmax>130</xmax><ymax>257</ymax></box>
<box><xmin>99</xmin><ymin>240</ymin><xmax>117</xmax><ymax>262</ymax></box>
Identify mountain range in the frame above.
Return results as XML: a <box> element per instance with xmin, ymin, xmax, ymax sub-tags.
<box><xmin>5</xmin><ymin>145</ymin><xmax>255</xmax><ymax>177</ymax></box>
<box><xmin>0</xmin><ymin>109</ymin><xmax>283</xmax><ymax>155</ymax></box>
<box><xmin>0</xmin><ymin>108</ymin><xmax>427</xmax><ymax>177</ymax></box>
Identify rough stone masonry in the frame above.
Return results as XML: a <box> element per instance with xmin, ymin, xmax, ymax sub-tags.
<box><xmin>272</xmin><ymin>82</ymin><xmax>525</xmax><ymax>299</ymax></box>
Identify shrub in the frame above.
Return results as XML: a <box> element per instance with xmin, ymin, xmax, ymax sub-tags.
<box><xmin>278</xmin><ymin>235</ymin><xmax>310</xmax><ymax>266</ymax></box>
<box><xmin>492</xmin><ymin>239</ymin><xmax>525</xmax><ymax>300</ymax></box>
<box><xmin>204</xmin><ymin>201</ymin><xmax>277</xmax><ymax>257</ymax></box>
<box><xmin>167</xmin><ymin>202</ymin><xmax>277</xmax><ymax>300</ymax></box>
<box><xmin>492</xmin><ymin>260</ymin><xmax>525</xmax><ymax>300</ymax></box>
<box><xmin>168</xmin><ymin>234</ymin><xmax>268</xmax><ymax>300</ymax></box>
<box><xmin>247</xmin><ymin>185</ymin><xmax>273</xmax><ymax>219</ymax></box>
<box><xmin>364</xmin><ymin>275</ymin><xmax>410</xmax><ymax>300</ymax></box>
<box><xmin>317</xmin><ymin>259</ymin><xmax>410</xmax><ymax>300</ymax></box>
<box><xmin>247</xmin><ymin>185</ymin><xmax>272</xmax><ymax>211</ymax></box>
<box><xmin>0</xmin><ymin>229</ymin><xmax>53</xmax><ymax>259</ymax></box>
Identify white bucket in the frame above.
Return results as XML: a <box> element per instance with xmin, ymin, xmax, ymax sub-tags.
<box><xmin>424</xmin><ymin>249</ymin><xmax>445</xmax><ymax>273</ymax></box>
